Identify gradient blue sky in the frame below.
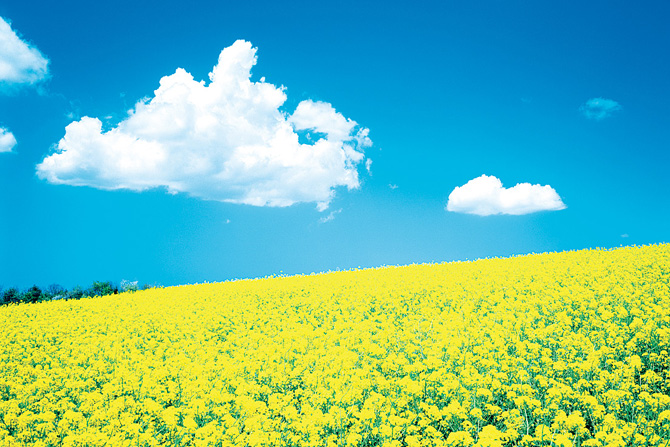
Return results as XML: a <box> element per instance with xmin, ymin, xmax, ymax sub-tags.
<box><xmin>1</xmin><ymin>0</ymin><xmax>668</xmax><ymax>289</ymax></box>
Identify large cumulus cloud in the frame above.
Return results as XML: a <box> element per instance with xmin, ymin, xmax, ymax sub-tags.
<box><xmin>37</xmin><ymin>40</ymin><xmax>371</xmax><ymax>210</ymax></box>
<box><xmin>0</xmin><ymin>16</ymin><xmax>49</xmax><ymax>87</ymax></box>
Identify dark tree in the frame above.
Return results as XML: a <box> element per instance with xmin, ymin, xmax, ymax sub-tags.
<box><xmin>0</xmin><ymin>278</ymin><xmax>145</xmax><ymax>306</ymax></box>
<box><xmin>22</xmin><ymin>285</ymin><xmax>44</xmax><ymax>303</ymax></box>
<box><xmin>68</xmin><ymin>286</ymin><xmax>84</xmax><ymax>300</ymax></box>
<box><xmin>46</xmin><ymin>284</ymin><xmax>65</xmax><ymax>297</ymax></box>
<box><xmin>1</xmin><ymin>288</ymin><xmax>21</xmax><ymax>305</ymax></box>
<box><xmin>86</xmin><ymin>281</ymin><xmax>118</xmax><ymax>297</ymax></box>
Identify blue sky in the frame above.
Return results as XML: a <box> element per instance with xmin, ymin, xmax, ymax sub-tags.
<box><xmin>1</xmin><ymin>0</ymin><xmax>668</xmax><ymax>289</ymax></box>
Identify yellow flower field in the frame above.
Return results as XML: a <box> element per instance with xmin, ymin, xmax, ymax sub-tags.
<box><xmin>1</xmin><ymin>244</ymin><xmax>669</xmax><ymax>447</ymax></box>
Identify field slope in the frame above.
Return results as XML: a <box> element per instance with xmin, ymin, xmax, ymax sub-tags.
<box><xmin>1</xmin><ymin>244</ymin><xmax>669</xmax><ymax>446</ymax></box>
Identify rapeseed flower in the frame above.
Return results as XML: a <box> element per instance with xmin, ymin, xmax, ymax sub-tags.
<box><xmin>0</xmin><ymin>244</ymin><xmax>668</xmax><ymax>445</ymax></box>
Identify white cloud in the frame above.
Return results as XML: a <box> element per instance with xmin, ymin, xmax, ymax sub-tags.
<box><xmin>446</xmin><ymin>174</ymin><xmax>566</xmax><ymax>216</ymax></box>
<box><xmin>0</xmin><ymin>17</ymin><xmax>49</xmax><ymax>86</ymax></box>
<box><xmin>319</xmin><ymin>208</ymin><xmax>342</xmax><ymax>223</ymax></box>
<box><xmin>36</xmin><ymin>40</ymin><xmax>371</xmax><ymax>210</ymax></box>
<box><xmin>580</xmin><ymin>97</ymin><xmax>622</xmax><ymax>120</ymax></box>
<box><xmin>289</xmin><ymin>100</ymin><xmax>355</xmax><ymax>142</ymax></box>
<box><xmin>365</xmin><ymin>158</ymin><xmax>372</xmax><ymax>174</ymax></box>
<box><xmin>0</xmin><ymin>127</ymin><xmax>16</xmax><ymax>152</ymax></box>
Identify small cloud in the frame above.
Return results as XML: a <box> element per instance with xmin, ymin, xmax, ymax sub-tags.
<box><xmin>0</xmin><ymin>17</ymin><xmax>49</xmax><ymax>88</ymax></box>
<box><xmin>225</xmin><ymin>219</ymin><xmax>231</xmax><ymax>224</ymax></box>
<box><xmin>365</xmin><ymin>158</ymin><xmax>372</xmax><ymax>174</ymax></box>
<box><xmin>389</xmin><ymin>184</ymin><xmax>398</xmax><ymax>190</ymax></box>
<box><xmin>36</xmin><ymin>40</ymin><xmax>371</xmax><ymax>211</ymax></box>
<box><xmin>0</xmin><ymin>127</ymin><xmax>17</xmax><ymax>152</ymax></box>
<box><xmin>621</xmin><ymin>233</ymin><xmax>629</xmax><ymax>238</ymax></box>
<box><xmin>580</xmin><ymin>97</ymin><xmax>622</xmax><ymax>120</ymax></box>
<box><xmin>65</xmin><ymin>100</ymin><xmax>82</xmax><ymax>121</ymax></box>
<box><xmin>446</xmin><ymin>174</ymin><xmax>566</xmax><ymax>216</ymax></box>
<box><xmin>319</xmin><ymin>208</ymin><xmax>342</xmax><ymax>223</ymax></box>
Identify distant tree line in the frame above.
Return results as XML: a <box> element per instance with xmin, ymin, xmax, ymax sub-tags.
<box><xmin>0</xmin><ymin>280</ymin><xmax>158</xmax><ymax>306</ymax></box>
